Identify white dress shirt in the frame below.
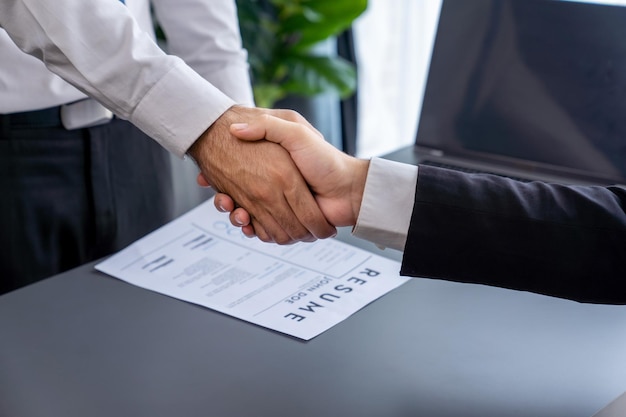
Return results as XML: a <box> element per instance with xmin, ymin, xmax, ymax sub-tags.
<box><xmin>353</xmin><ymin>157</ymin><xmax>419</xmax><ymax>251</ymax></box>
<box><xmin>0</xmin><ymin>0</ymin><xmax>253</xmax><ymax>157</ymax></box>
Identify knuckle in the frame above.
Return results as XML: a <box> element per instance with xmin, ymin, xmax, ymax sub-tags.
<box><xmin>282</xmin><ymin>109</ymin><xmax>300</xmax><ymax>121</ymax></box>
<box><xmin>250</xmin><ymin>189</ymin><xmax>273</xmax><ymax>203</ymax></box>
<box><xmin>293</xmin><ymin>123</ymin><xmax>309</xmax><ymax>137</ymax></box>
<box><xmin>259</xmin><ymin>113</ymin><xmax>273</xmax><ymax>124</ymax></box>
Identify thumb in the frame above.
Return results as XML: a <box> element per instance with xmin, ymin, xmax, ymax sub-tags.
<box><xmin>229</xmin><ymin>115</ymin><xmax>313</xmax><ymax>153</ymax></box>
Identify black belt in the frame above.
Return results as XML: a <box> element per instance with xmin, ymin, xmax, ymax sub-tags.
<box><xmin>0</xmin><ymin>106</ymin><xmax>63</xmax><ymax>129</ymax></box>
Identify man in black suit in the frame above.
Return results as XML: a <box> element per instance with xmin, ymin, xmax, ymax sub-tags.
<box><xmin>209</xmin><ymin>114</ymin><xmax>626</xmax><ymax>304</ymax></box>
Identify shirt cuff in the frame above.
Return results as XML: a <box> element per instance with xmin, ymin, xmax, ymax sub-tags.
<box><xmin>353</xmin><ymin>157</ymin><xmax>418</xmax><ymax>251</ymax></box>
<box><xmin>131</xmin><ymin>60</ymin><xmax>236</xmax><ymax>158</ymax></box>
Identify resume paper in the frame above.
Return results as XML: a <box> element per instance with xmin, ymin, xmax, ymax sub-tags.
<box><xmin>95</xmin><ymin>198</ymin><xmax>408</xmax><ymax>340</ymax></box>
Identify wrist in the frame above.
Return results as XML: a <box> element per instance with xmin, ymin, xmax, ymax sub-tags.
<box><xmin>350</xmin><ymin>158</ymin><xmax>370</xmax><ymax>225</ymax></box>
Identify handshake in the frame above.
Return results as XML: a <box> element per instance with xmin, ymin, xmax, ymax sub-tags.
<box><xmin>188</xmin><ymin>106</ymin><xmax>626</xmax><ymax>304</ymax></box>
<box><xmin>190</xmin><ymin>106</ymin><xmax>372</xmax><ymax>245</ymax></box>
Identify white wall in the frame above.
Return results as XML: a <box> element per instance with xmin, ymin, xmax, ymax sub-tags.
<box><xmin>353</xmin><ymin>0</ymin><xmax>442</xmax><ymax>158</ymax></box>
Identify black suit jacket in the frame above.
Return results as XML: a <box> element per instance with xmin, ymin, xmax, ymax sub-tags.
<box><xmin>401</xmin><ymin>165</ymin><xmax>626</xmax><ymax>304</ymax></box>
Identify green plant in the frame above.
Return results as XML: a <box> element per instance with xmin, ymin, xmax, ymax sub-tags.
<box><xmin>236</xmin><ymin>0</ymin><xmax>367</xmax><ymax>108</ymax></box>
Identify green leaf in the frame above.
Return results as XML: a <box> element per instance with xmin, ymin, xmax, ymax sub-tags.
<box><xmin>277</xmin><ymin>0</ymin><xmax>368</xmax><ymax>49</ymax></box>
<box><xmin>281</xmin><ymin>55</ymin><xmax>357</xmax><ymax>98</ymax></box>
<box><xmin>253</xmin><ymin>84</ymin><xmax>287</xmax><ymax>108</ymax></box>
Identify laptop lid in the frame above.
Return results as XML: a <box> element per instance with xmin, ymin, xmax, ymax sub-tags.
<box><xmin>414</xmin><ymin>0</ymin><xmax>626</xmax><ymax>185</ymax></box>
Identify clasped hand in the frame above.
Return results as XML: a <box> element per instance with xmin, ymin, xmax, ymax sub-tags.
<box><xmin>193</xmin><ymin>107</ymin><xmax>369</xmax><ymax>243</ymax></box>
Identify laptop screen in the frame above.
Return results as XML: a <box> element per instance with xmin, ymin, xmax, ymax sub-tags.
<box><xmin>415</xmin><ymin>0</ymin><xmax>626</xmax><ymax>183</ymax></box>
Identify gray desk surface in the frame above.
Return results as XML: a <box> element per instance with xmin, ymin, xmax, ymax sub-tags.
<box><xmin>2</xmin><ymin>147</ymin><xmax>626</xmax><ymax>417</ymax></box>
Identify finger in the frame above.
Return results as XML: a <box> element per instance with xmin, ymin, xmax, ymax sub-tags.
<box><xmin>250</xmin><ymin>217</ymin><xmax>275</xmax><ymax>243</ymax></box>
<box><xmin>260</xmin><ymin>213</ymin><xmax>309</xmax><ymax>244</ymax></box>
<box><xmin>284</xmin><ymin>183</ymin><xmax>336</xmax><ymax>240</ymax></box>
<box><xmin>244</xmin><ymin>196</ymin><xmax>306</xmax><ymax>244</ymax></box>
<box><xmin>241</xmin><ymin>224</ymin><xmax>256</xmax><ymax>238</ymax></box>
<box><xmin>225</xmin><ymin>199</ymin><xmax>299</xmax><ymax>243</ymax></box>
<box><xmin>229</xmin><ymin>207</ymin><xmax>251</xmax><ymax>227</ymax></box>
<box><xmin>267</xmin><ymin>108</ymin><xmax>324</xmax><ymax>139</ymax></box>
<box><xmin>224</xmin><ymin>207</ymin><xmax>256</xmax><ymax>238</ymax></box>
<box><xmin>230</xmin><ymin>115</ymin><xmax>315</xmax><ymax>152</ymax></box>
<box><xmin>197</xmin><ymin>172</ymin><xmax>211</xmax><ymax>187</ymax></box>
<box><xmin>214</xmin><ymin>193</ymin><xmax>235</xmax><ymax>213</ymax></box>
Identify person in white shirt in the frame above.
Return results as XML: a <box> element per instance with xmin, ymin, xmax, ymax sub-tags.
<box><xmin>0</xmin><ymin>0</ymin><xmax>334</xmax><ymax>294</ymax></box>
<box><xmin>210</xmin><ymin>114</ymin><xmax>626</xmax><ymax>304</ymax></box>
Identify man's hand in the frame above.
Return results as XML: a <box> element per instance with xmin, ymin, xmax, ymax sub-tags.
<box><xmin>206</xmin><ymin>114</ymin><xmax>370</xmax><ymax>239</ymax></box>
<box><xmin>188</xmin><ymin>106</ymin><xmax>336</xmax><ymax>244</ymax></box>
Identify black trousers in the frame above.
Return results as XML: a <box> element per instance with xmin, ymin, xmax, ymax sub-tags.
<box><xmin>0</xmin><ymin>115</ymin><xmax>174</xmax><ymax>294</ymax></box>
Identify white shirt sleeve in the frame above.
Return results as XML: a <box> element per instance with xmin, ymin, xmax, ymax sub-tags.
<box><xmin>352</xmin><ymin>157</ymin><xmax>419</xmax><ymax>251</ymax></box>
<box><xmin>152</xmin><ymin>0</ymin><xmax>255</xmax><ymax>106</ymax></box>
<box><xmin>0</xmin><ymin>0</ymin><xmax>236</xmax><ymax>157</ymax></box>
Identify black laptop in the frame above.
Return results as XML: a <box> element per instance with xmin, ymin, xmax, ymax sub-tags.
<box><xmin>405</xmin><ymin>0</ymin><xmax>626</xmax><ymax>185</ymax></box>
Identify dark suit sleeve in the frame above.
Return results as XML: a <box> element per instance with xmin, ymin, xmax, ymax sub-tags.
<box><xmin>400</xmin><ymin>165</ymin><xmax>626</xmax><ymax>304</ymax></box>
